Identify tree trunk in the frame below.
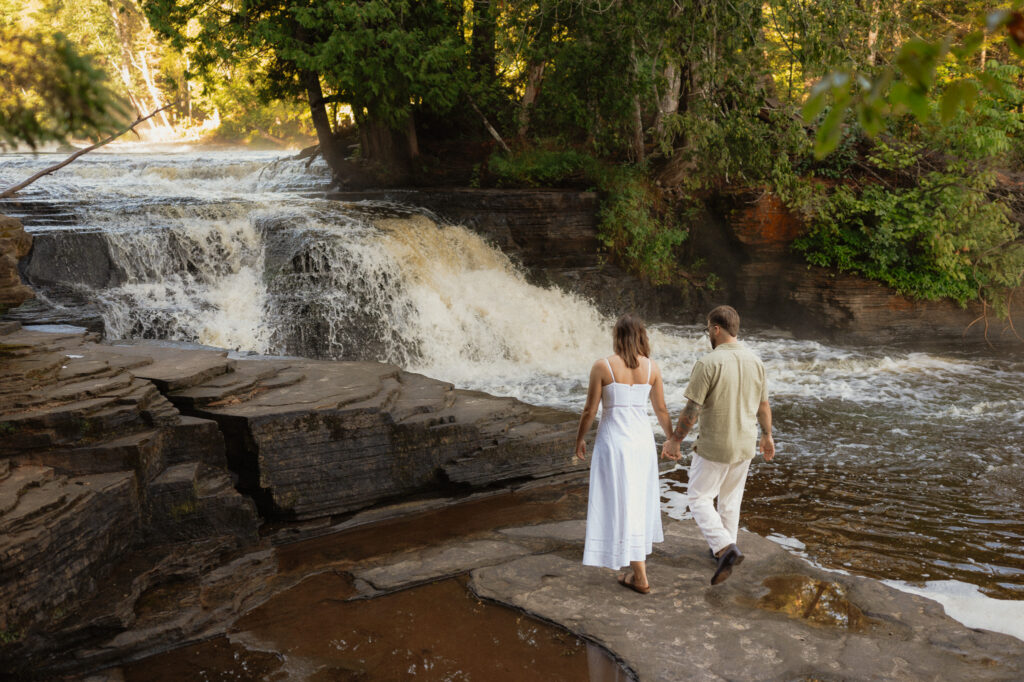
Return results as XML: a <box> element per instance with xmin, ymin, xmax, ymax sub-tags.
<box><xmin>866</xmin><ymin>0</ymin><xmax>880</xmax><ymax>67</ymax></box>
<box><xmin>471</xmin><ymin>0</ymin><xmax>496</xmax><ymax>81</ymax></box>
<box><xmin>108</xmin><ymin>1</ymin><xmax>148</xmax><ymax>123</ymax></box>
<box><xmin>517</xmin><ymin>16</ymin><xmax>553</xmax><ymax>140</ymax></box>
<box><xmin>517</xmin><ymin>62</ymin><xmax>545</xmax><ymax>139</ymax></box>
<box><xmin>303</xmin><ymin>70</ymin><xmax>342</xmax><ymax>169</ymax></box>
<box><xmin>133</xmin><ymin>47</ymin><xmax>172</xmax><ymax>129</ymax></box>
<box><xmin>654</xmin><ymin>61</ymin><xmax>682</xmax><ymax>136</ymax></box>
<box><xmin>630</xmin><ymin>38</ymin><xmax>645</xmax><ymax>164</ymax></box>
<box><xmin>405</xmin><ymin>114</ymin><xmax>419</xmax><ymax>160</ymax></box>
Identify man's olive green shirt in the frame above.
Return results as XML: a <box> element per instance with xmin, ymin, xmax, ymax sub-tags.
<box><xmin>683</xmin><ymin>341</ymin><xmax>768</xmax><ymax>464</ymax></box>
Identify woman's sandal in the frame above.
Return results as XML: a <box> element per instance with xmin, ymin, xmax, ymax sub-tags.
<box><xmin>618</xmin><ymin>573</ymin><xmax>650</xmax><ymax>594</ymax></box>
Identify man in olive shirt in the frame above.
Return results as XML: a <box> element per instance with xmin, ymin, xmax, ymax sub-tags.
<box><xmin>662</xmin><ymin>305</ymin><xmax>775</xmax><ymax>585</ymax></box>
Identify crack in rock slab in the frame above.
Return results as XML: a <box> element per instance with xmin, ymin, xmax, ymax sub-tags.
<box><xmin>354</xmin><ymin>540</ymin><xmax>533</xmax><ymax>591</ymax></box>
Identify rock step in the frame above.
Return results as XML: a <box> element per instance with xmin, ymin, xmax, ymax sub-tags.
<box><xmin>0</xmin><ymin>478</ymin><xmax>77</xmax><ymax>536</ymax></box>
<box><xmin>389</xmin><ymin>371</ymin><xmax>457</xmax><ymax>422</ymax></box>
<box><xmin>0</xmin><ymin>465</ymin><xmax>55</xmax><ymax>516</ymax></box>
<box><xmin>112</xmin><ymin>379</ymin><xmax>161</xmax><ymax>407</ymax></box>
<box><xmin>56</xmin><ymin>358</ymin><xmax>119</xmax><ymax>382</ymax></box>
<box><xmin>169</xmin><ymin>362</ymin><xmax>287</xmax><ymax>408</ymax></box>
<box><xmin>44</xmin><ymin>371</ymin><xmax>135</xmax><ymax>404</ymax></box>
<box><xmin>142</xmin><ymin>392</ymin><xmax>182</xmax><ymax>427</ymax></box>
<box><xmin>0</xmin><ymin>471</ymin><xmax>137</xmax><ymax>641</ymax></box>
<box><xmin>105</xmin><ymin>345</ymin><xmax>235</xmax><ymax>392</ymax></box>
<box><xmin>145</xmin><ymin>462</ymin><xmax>258</xmax><ymax>544</ymax></box>
<box><xmin>47</xmin><ymin>429</ymin><xmax>164</xmax><ymax>479</ymax></box>
<box><xmin>0</xmin><ymin>351</ymin><xmax>65</xmax><ymax>388</ymax></box>
<box><xmin>164</xmin><ymin>416</ymin><xmax>226</xmax><ymax>468</ymax></box>
<box><xmin>0</xmin><ymin>459</ymin><xmax>9</xmax><ymax>481</ymax></box>
<box><xmin>0</xmin><ymin>327</ymin><xmax>95</xmax><ymax>350</ymax></box>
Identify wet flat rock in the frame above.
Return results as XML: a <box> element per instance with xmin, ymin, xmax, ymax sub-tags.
<box><xmin>472</xmin><ymin>520</ymin><xmax>1024</xmax><ymax>681</ymax></box>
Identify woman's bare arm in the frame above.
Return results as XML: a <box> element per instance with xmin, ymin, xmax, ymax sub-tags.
<box><xmin>648</xmin><ymin>361</ymin><xmax>672</xmax><ymax>439</ymax></box>
<box><xmin>574</xmin><ymin>360</ymin><xmax>606</xmax><ymax>460</ymax></box>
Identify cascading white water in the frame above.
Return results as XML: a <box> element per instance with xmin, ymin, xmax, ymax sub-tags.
<box><xmin>2</xmin><ymin>147</ymin><xmax>1023</xmax><ymax>637</ymax></box>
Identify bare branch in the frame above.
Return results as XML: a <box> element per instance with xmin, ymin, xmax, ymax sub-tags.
<box><xmin>470</xmin><ymin>100</ymin><xmax>511</xmax><ymax>154</ymax></box>
<box><xmin>1</xmin><ymin>103</ymin><xmax>177</xmax><ymax>200</ymax></box>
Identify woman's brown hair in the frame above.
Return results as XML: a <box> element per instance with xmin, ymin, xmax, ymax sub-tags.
<box><xmin>613</xmin><ymin>314</ymin><xmax>650</xmax><ymax>369</ymax></box>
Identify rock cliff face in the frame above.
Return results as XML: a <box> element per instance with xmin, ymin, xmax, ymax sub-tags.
<box><xmin>0</xmin><ymin>215</ymin><xmax>33</xmax><ymax>314</ymax></box>
<box><xmin>328</xmin><ymin>188</ymin><xmax>1022</xmax><ymax>344</ymax></box>
<box><xmin>0</xmin><ymin>326</ymin><xmax>260</xmax><ymax>673</ymax></box>
<box><xmin>693</xmin><ymin>191</ymin><xmax>1023</xmax><ymax>345</ymax></box>
<box><xmin>329</xmin><ymin>188</ymin><xmax>701</xmax><ymax>322</ymax></box>
<box><xmin>0</xmin><ymin>324</ymin><xmax>581</xmax><ymax>674</ymax></box>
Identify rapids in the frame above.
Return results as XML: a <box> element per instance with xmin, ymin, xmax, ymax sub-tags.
<box><xmin>2</xmin><ymin>147</ymin><xmax>1022</xmax><ymax>629</ymax></box>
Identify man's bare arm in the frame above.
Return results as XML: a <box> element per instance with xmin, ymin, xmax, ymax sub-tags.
<box><xmin>757</xmin><ymin>400</ymin><xmax>775</xmax><ymax>462</ymax></box>
<box><xmin>672</xmin><ymin>399</ymin><xmax>702</xmax><ymax>441</ymax></box>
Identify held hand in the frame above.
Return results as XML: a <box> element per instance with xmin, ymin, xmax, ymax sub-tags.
<box><xmin>575</xmin><ymin>439</ymin><xmax>587</xmax><ymax>462</ymax></box>
<box><xmin>760</xmin><ymin>434</ymin><xmax>775</xmax><ymax>462</ymax></box>
<box><xmin>661</xmin><ymin>438</ymin><xmax>682</xmax><ymax>461</ymax></box>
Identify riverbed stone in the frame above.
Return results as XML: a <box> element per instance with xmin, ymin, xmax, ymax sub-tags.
<box><xmin>0</xmin><ymin>326</ymin><xmax>585</xmax><ymax>673</ymax></box>
<box><xmin>355</xmin><ymin>539</ymin><xmax>533</xmax><ymax>591</ymax></box>
<box><xmin>473</xmin><ymin>520</ymin><xmax>1024</xmax><ymax>681</ymax></box>
<box><xmin>158</xmin><ymin>356</ymin><xmax>583</xmax><ymax>520</ymax></box>
<box><xmin>0</xmin><ymin>326</ymin><xmax>260</xmax><ymax>674</ymax></box>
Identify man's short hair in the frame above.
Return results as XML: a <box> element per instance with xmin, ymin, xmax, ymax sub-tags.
<box><xmin>708</xmin><ymin>305</ymin><xmax>740</xmax><ymax>337</ymax></box>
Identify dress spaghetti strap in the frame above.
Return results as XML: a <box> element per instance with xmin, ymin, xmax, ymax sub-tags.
<box><xmin>603</xmin><ymin>357</ymin><xmax>616</xmax><ymax>383</ymax></box>
<box><xmin>646</xmin><ymin>357</ymin><xmax>653</xmax><ymax>385</ymax></box>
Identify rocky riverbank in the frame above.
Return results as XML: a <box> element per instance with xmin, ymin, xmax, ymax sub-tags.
<box><xmin>115</xmin><ymin>489</ymin><xmax>1024</xmax><ymax>681</ymax></box>
<box><xmin>0</xmin><ymin>324</ymin><xmax>581</xmax><ymax>676</ymax></box>
<box><xmin>333</xmin><ymin>187</ymin><xmax>1023</xmax><ymax>346</ymax></box>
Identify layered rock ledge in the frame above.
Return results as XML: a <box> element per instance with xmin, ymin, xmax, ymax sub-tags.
<box><xmin>0</xmin><ymin>324</ymin><xmax>581</xmax><ymax>675</ymax></box>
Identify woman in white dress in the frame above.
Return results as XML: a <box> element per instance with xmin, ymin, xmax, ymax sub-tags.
<box><xmin>575</xmin><ymin>314</ymin><xmax>672</xmax><ymax>593</ymax></box>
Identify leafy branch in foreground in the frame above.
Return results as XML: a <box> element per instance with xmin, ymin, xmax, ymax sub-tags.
<box><xmin>0</xmin><ymin>27</ymin><xmax>130</xmax><ymax>149</ymax></box>
<box><xmin>803</xmin><ymin>3</ymin><xmax>1024</xmax><ymax>158</ymax></box>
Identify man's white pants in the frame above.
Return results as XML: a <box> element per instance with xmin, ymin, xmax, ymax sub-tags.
<box><xmin>687</xmin><ymin>453</ymin><xmax>751</xmax><ymax>554</ymax></box>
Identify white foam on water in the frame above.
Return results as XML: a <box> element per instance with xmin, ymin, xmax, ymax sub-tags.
<box><xmin>883</xmin><ymin>579</ymin><xmax>1024</xmax><ymax>642</ymax></box>
<box><xmin>380</xmin><ymin>216</ymin><xmax>611</xmax><ymax>394</ymax></box>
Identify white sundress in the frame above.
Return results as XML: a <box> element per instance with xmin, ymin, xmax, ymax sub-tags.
<box><xmin>582</xmin><ymin>356</ymin><xmax>664</xmax><ymax>570</ymax></box>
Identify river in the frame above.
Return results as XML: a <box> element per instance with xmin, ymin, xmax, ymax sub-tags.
<box><xmin>2</xmin><ymin>146</ymin><xmax>1022</xmax><ymax>641</ymax></box>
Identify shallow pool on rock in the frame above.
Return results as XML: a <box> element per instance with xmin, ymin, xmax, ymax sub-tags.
<box><xmin>122</xmin><ymin>575</ymin><xmax>631</xmax><ymax>681</ymax></box>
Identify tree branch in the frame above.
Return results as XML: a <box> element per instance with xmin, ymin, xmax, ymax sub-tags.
<box><xmin>470</xmin><ymin>100</ymin><xmax>511</xmax><ymax>154</ymax></box>
<box><xmin>1</xmin><ymin>103</ymin><xmax>177</xmax><ymax>200</ymax></box>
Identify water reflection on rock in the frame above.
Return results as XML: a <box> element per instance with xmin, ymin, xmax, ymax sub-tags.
<box><xmin>753</xmin><ymin>574</ymin><xmax>876</xmax><ymax>632</ymax></box>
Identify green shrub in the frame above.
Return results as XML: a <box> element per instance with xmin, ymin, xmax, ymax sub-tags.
<box><xmin>488</xmin><ymin>148</ymin><xmax>688</xmax><ymax>285</ymax></box>
<box><xmin>789</xmin><ymin>65</ymin><xmax>1024</xmax><ymax>318</ymax></box>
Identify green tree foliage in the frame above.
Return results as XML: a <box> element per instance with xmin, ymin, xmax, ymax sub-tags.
<box><xmin>6</xmin><ymin>0</ymin><xmax>313</xmax><ymax>144</ymax></box>
<box><xmin>0</xmin><ymin>24</ymin><xmax>129</xmax><ymax>149</ymax></box>
<box><xmin>793</xmin><ymin>60</ymin><xmax>1024</xmax><ymax>317</ymax></box>
<box><xmin>8</xmin><ymin>0</ymin><xmax>1022</xmax><ymax>314</ymax></box>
